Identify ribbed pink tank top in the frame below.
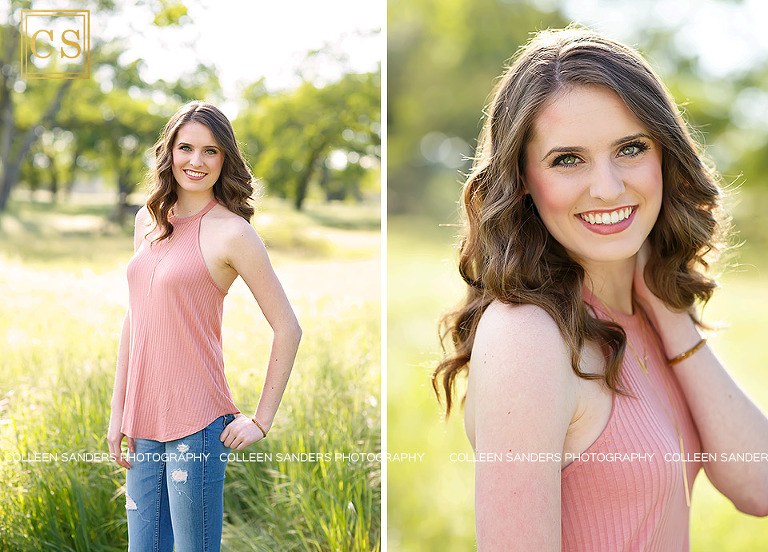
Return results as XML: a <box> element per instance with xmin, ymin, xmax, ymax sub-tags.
<box><xmin>122</xmin><ymin>198</ymin><xmax>239</xmax><ymax>441</ymax></box>
<box><xmin>560</xmin><ymin>288</ymin><xmax>702</xmax><ymax>551</ymax></box>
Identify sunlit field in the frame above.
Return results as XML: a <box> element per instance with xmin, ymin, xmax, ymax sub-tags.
<box><xmin>387</xmin><ymin>188</ymin><xmax>768</xmax><ymax>551</ymax></box>
<box><xmin>0</xmin><ymin>194</ymin><xmax>381</xmax><ymax>552</ymax></box>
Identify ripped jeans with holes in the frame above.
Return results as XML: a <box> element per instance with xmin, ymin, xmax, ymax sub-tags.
<box><xmin>125</xmin><ymin>414</ymin><xmax>236</xmax><ymax>552</ymax></box>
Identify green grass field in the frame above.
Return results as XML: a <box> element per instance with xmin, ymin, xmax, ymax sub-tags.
<box><xmin>387</xmin><ymin>186</ymin><xmax>768</xmax><ymax>551</ymax></box>
<box><xmin>0</xmin><ymin>194</ymin><xmax>381</xmax><ymax>552</ymax></box>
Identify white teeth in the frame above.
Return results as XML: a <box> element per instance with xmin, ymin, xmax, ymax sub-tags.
<box><xmin>579</xmin><ymin>207</ymin><xmax>634</xmax><ymax>225</ymax></box>
<box><xmin>185</xmin><ymin>169</ymin><xmax>205</xmax><ymax>177</ymax></box>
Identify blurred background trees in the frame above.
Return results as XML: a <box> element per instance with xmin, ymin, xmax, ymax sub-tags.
<box><xmin>387</xmin><ymin>1</ymin><xmax>768</xmax><ymax>551</ymax></box>
<box><xmin>388</xmin><ymin>0</ymin><xmax>768</xmax><ymax>223</ymax></box>
<box><xmin>0</xmin><ymin>0</ymin><xmax>381</xmax><ymax>219</ymax></box>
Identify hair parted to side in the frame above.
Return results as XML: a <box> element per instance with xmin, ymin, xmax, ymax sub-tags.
<box><xmin>433</xmin><ymin>26</ymin><xmax>727</xmax><ymax>416</ymax></box>
<box><xmin>146</xmin><ymin>100</ymin><xmax>257</xmax><ymax>241</ymax></box>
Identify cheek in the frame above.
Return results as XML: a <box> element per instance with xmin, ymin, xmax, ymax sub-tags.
<box><xmin>634</xmin><ymin>160</ymin><xmax>664</xmax><ymax>210</ymax></box>
<box><xmin>171</xmin><ymin>149</ymin><xmax>183</xmax><ymax>169</ymax></box>
<box><xmin>525</xmin><ymin>168</ymin><xmax>579</xmax><ymax>221</ymax></box>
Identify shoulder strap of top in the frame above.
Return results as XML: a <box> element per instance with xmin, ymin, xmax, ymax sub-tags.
<box><xmin>200</xmin><ymin>197</ymin><xmax>219</xmax><ymax>216</ymax></box>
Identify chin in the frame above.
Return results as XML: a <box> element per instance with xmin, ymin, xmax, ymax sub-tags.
<box><xmin>569</xmin><ymin>242</ymin><xmax>644</xmax><ymax>265</ymax></box>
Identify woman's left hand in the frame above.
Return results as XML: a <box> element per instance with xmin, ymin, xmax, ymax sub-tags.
<box><xmin>219</xmin><ymin>414</ymin><xmax>269</xmax><ymax>451</ymax></box>
<box><xmin>632</xmin><ymin>239</ymin><xmax>667</xmax><ymax>316</ymax></box>
<box><xmin>632</xmin><ymin>239</ymin><xmax>699</xmax><ymax>356</ymax></box>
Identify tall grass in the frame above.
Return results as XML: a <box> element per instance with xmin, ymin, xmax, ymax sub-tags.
<box><xmin>0</xmin><ymin>196</ymin><xmax>380</xmax><ymax>551</ymax></box>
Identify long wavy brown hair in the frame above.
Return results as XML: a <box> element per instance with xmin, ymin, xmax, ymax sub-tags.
<box><xmin>145</xmin><ymin>101</ymin><xmax>256</xmax><ymax>241</ymax></box>
<box><xmin>434</xmin><ymin>27</ymin><xmax>727</xmax><ymax>416</ymax></box>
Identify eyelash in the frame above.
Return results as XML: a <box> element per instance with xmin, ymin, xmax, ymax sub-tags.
<box><xmin>550</xmin><ymin>141</ymin><xmax>650</xmax><ymax>168</ymax></box>
<box><xmin>179</xmin><ymin>145</ymin><xmax>218</xmax><ymax>155</ymax></box>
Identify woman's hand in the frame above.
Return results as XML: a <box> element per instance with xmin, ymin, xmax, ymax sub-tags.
<box><xmin>219</xmin><ymin>414</ymin><xmax>269</xmax><ymax>451</ymax></box>
<box><xmin>107</xmin><ymin>415</ymin><xmax>134</xmax><ymax>469</ymax></box>
<box><xmin>632</xmin><ymin>239</ymin><xmax>700</xmax><ymax>358</ymax></box>
<box><xmin>632</xmin><ymin>240</ymin><xmax>669</xmax><ymax>318</ymax></box>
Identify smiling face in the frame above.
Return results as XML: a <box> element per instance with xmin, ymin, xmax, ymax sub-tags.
<box><xmin>171</xmin><ymin>121</ymin><xmax>224</xmax><ymax>197</ymax></box>
<box><xmin>523</xmin><ymin>84</ymin><xmax>663</xmax><ymax>273</ymax></box>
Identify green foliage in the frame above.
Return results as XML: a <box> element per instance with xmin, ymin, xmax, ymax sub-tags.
<box><xmin>153</xmin><ymin>0</ymin><xmax>189</xmax><ymax>27</ymax></box>
<box><xmin>388</xmin><ymin>0</ymin><xmax>768</xmax><ymax>217</ymax></box>
<box><xmin>0</xmin><ymin>0</ymin><xmax>220</xmax><ymax>213</ymax></box>
<box><xmin>387</xmin><ymin>0</ymin><xmax>567</xmax><ymax>216</ymax></box>
<box><xmin>235</xmin><ymin>71</ymin><xmax>381</xmax><ymax>210</ymax></box>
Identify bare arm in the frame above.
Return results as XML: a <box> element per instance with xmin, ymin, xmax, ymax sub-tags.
<box><xmin>634</xmin><ymin>243</ymin><xmax>768</xmax><ymax>516</ymax></box>
<box><xmin>468</xmin><ymin>302</ymin><xmax>578</xmax><ymax>550</ymax></box>
<box><xmin>107</xmin><ymin>207</ymin><xmax>148</xmax><ymax>468</ymax></box>
<box><xmin>219</xmin><ymin>220</ymin><xmax>302</xmax><ymax>450</ymax></box>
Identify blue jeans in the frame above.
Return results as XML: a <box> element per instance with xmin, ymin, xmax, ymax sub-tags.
<box><xmin>125</xmin><ymin>414</ymin><xmax>235</xmax><ymax>552</ymax></box>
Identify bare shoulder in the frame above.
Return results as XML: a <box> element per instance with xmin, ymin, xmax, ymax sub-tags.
<box><xmin>135</xmin><ymin>205</ymin><xmax>151</xmax><ymax>228</ymax></box>
<box><xmin>468</xmin><ymin>300</ymin><xmax>579</xmax><ymax>547</ymax></box>
<box><xmin>466</xmin><ymin>300</ymin><xmax>578</xmax><ymax>447</ymax></box>
<box><xmin>133</xmin><ymin>206</ymin><xmax>152</xmax><ymax>250</ymax></box>
<box><xmin>203</xmin><ymin>204</ymin><xmax>267</xmax><ymax>269</ymax></box>
<box><xmin>206</xmin><ymin>204</ymin><xmax>261</xmax><ymax>242</ymax></box>
<box><xmin>472</xmin><ymin>300</ymin><xmax>571</xmax><ymax>375</ymax></box>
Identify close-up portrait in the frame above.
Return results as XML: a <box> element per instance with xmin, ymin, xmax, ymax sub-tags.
<box><xmin>388</xmin><ymin>0</ymin><xmax>768</xmax><ymax>550</ymax></box>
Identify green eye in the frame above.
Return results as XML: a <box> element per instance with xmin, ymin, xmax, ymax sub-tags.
<box><xmin>553</xmin><ymin>154</ymin><xmax>579</xmax><ymax>167</ymax></box>
<box><xmin>618</xmin><ymin>141</ymin><xmax>649</xmax><ymax>157</ymax></box>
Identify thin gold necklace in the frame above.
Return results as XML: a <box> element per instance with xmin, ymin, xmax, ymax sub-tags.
<box><xmin>595</xmin><ymin>296</ymin><xmax>692</xmax><ymax>508</ymax></box>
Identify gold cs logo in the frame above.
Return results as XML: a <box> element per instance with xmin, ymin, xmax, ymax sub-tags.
<box><xmin>20</xmin><ymin>10</ymin><xmax>90</xmax><ymax>79</ymax></box>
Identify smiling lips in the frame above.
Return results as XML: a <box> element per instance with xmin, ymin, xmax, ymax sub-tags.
<box><xmin>576</xmin><ymin>205</ymin><xmax>637</xmax><ymax>235</ymax></box>
<box><xmin>579</xmin><ymin>206</ymin><xmax>634</xmax><ymax>225</ymax></box>
<box><xmin>183</xmin><ymin>169</ymin><xmax>207</xmax><ymax>180</ymax></box>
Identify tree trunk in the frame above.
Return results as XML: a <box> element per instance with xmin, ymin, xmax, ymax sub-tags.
<box><xmin>0</xmin><ymin>80</ymin><xmax>73</xmax><ymax>211</ymax></box>
<box><xmin>49</xmin><ymin>155</ymin><xmax>58</xmax><ymax>203</ymax></box>
<box><xmin>294</xmin><ymin>147</ymin><xmax>323</xmax><ymax>211</ymax></box>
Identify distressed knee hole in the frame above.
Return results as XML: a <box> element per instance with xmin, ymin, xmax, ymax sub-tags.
<box><xmin>171</xmin><ymin>468</ymin><xmax>188</xmax><ymax>483</ymax></box>
<box><xmin>176</xmin><ymin>443</ymin><xmax>189</xmax><ymax>453</ymax></box>
<box><xmin>125</xmin><ymin>493</ymin><xmax>137</xmax><ymax>510</ymax></box>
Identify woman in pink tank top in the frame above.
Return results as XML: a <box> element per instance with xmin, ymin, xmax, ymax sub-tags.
<box><xmin>106</xmin><ymin>101</ymin><xmax>302</xmax><ymax>551</ymax></box>
<box><xmin>434</xmin><ymin>28</ymin><xmax>768</xmax><ymax>550</ymax></box>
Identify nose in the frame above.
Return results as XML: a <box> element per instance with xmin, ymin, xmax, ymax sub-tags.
<box><xmin>189</xmin><ymin>150</ymin><xmax>204</xmax><ymax>167</ymax></box>
<box><xmin>589</xmin><ymin>159</ymin><xmax>624</xmax><ymax>202</ymax></box>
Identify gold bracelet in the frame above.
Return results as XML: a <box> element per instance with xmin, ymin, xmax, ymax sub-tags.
<box><xmin>251</xmin><ymin>417</ymin><xmax>267</xmax><ymax>438</ymax></box>
<box><xmin>668</xmin><ymin>338</ymin><xmax>707</xmax><ymax>366</ymax></box>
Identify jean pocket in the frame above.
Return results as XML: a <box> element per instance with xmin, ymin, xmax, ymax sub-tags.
<box><xmin>223</xmin><ymin>413</ymin><xmax>236</xmax><ymax>427</ymax></box>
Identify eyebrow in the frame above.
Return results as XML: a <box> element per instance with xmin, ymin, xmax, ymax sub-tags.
<box><xmin>177</xmin><ymin>142</ymin><xmax>220</xmax><ymax>149</ymax></box>
<box><xmin>540</xmin><ymin>133</ymin><xmax>652</xmax><ymax>162</ymax></box>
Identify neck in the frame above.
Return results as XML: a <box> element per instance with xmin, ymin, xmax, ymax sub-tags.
<box><xmin>173</xmin><ymin>190</ymin><xmax>215</xmax><ymax>218</ymax></box>
<box><xmin>582</xmin><ymin>256</ymin><xmax>636</xmax><ymax>316</ymax></box>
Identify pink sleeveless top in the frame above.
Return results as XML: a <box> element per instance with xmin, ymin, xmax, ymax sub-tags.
<box><xmin>122</xmin><ymin>198</ymin><xmax>239</xmax><ymax>441</ymax></box>
<box><xmin>560</xmin><ymin>288</ymin><xmax>702</xmax><ymax>551</ymax></box>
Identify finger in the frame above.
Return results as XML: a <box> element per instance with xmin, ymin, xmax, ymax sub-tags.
<box><xmin>108</xmin><ymin>441</ymin><xmax>120</xmax><ymax>462</ymax></box>
<box><xmin>118</xmin><ymin>454</ymin><xmax>131</xmax><ymax>469</ymax></box>
<box><xmin>126</xmin><ymin>437</ymin><xmax>135</xmax><ymax>453</ymax></box>
<box><xmin>111</xmin><ymin>446</ymin><xmax>129</xmax><ymax>469</ymax></box>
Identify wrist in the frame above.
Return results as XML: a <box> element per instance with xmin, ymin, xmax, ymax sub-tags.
<box><xmin>639</xmin><ymin>302</ymin><xmax>699</xmax><ymax>357</ymax></box>
<box><xmin>250</xmin><ymin>416</ymin><xmax>270</xmax><ymax>438</ymax></box>
<box><xmin>653</xmin><ymin>313</ymin><xmax>702</xmax><ymax>360</ymax></box>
